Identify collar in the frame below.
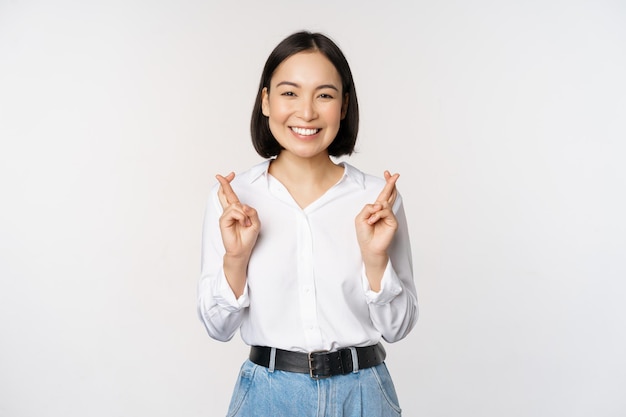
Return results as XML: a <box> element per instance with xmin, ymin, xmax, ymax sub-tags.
<box><xmin>339</xmin><ymin>161</ymin><xmax>366</xmax><ymax>189</ymax></box>
<box><xmin>246</xmin><ymin>159</ymin><xmax>365</xmax><ymax>190</ymax></box>
<box><xmin>247</xmin><ymin>159</ymin><xmax>271</xmax><ymax>184</ymax></box>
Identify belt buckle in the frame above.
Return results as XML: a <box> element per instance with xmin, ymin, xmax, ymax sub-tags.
<box><xmin>308</xmin><ymin>350</ymin><xmax>329</xmax><ymax>380</ymax></box>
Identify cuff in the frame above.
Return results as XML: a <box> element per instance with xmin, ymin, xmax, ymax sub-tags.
<box><xmin>362</xmin><ymin>261</ymin><xmax>403</xmax><ymax>305</ymax></box>
<box><xmin>212</xmin><ymin>270</ymin><xmax>250</xmax><ymax>311</ymax></box>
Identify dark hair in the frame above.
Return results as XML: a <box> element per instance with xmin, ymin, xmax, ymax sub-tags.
<box><xmin>250</xmin><ymin>31</ymin><xmax>359</xmax><ymax>158</ymax></box>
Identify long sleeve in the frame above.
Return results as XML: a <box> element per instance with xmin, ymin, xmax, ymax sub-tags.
<box><xmin>197</xmin><ymin>184</ymin><xmax>250</xmax><ymax>342</ymax></box>
<box><xmin>362</xmin><ymin>197</ymin><xmax>419</xmax><ymax>342</ymax></box>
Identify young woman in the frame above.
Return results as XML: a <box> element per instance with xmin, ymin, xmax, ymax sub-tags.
<box><xmin>198</xmin><ymin>30</ymin><xmax>418</xmax><ymax>417</ymax></box>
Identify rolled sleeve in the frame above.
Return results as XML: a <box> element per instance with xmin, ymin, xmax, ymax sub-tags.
<box><xmin>361</xmin><ymin>261</ymin><xmax>403</xmax><ymax>305</ymax></box>
<box><xmin>212</xmin><ymin>270</ymin><xmax>250</xmax><ymax>311</ymax></box>
<box><xmin>197</xmin><ymin>270</ymin><xmax>250</xmax><ymax>342</ymax></box>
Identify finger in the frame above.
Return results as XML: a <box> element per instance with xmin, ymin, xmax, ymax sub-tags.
<box><xmin>221</xmin><ymin>203</ymin><xmax>259</xmax><ymax>228</ymax></box>
<box><xmin>376</xmin><ymin>171</ymin><xmax>399</xmax><ymax>204</ymax></box>
<box><xmin>367</xmin><ymin>205</ymin><xmax>384</xmax><ymax>225</ymax></box>
<box><xmin>368</xmin><ymin>207</ymin><xmax>397</xmax><ymax>226</ymax></box>
<box><xmin>219</xmin><ymin>205</ymin><xmax>249</xmax><ymax>227</ymax></box>
<box><xmin>242</xmin><ymin>205</ymin><xmax>260</xmax><ymax>228</ymax></box>
<box><xmin>356</xmin><ymin>202</ymin><xmax>383</xmax><ymax>224</ymax></box>
<box><xmin>388</xmin><ymin>187</ymin><xmax>397</xmax><ymax>206</ymax></box>
<box><xmin>216</xmin><ymin>172</ymin><xmax>240</xmax><ymax>207</ymax></box>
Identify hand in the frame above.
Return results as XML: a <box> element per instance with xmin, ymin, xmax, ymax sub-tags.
<box><xmin>355</xmin><ymin>171</ymin><xmax>399</xmax><ymax>255</ymax></box>
<box><xmin>216</xmin><ymin>172</ymin><xmax>261</xmax><ymax>260</ymax></box>
<box><xmin>355</xmin><ymin>171</ymin><xmax>399</xmax><ymax>290</ymax></box>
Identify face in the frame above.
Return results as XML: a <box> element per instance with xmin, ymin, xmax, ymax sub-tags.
<box><xmin>261</xmin><ymin>51</ymin><xmax>348</xmax><ymax>160</ymax></box>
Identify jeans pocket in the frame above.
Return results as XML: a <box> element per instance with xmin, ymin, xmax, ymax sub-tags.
<box><xmin>226</xmin><ymin>360</ymin><xmax>258</xmax><ymax>417</ymax></box>
<box><xmin>371</xmin><ymin>363</ymin><xmax>403</xmax><ymax>415</ymax></box>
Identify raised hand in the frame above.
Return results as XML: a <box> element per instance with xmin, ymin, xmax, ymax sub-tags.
<box><xmin>216</xmin><ymin>172</ymin><xmax>261</xmax><ymax>261</ymax></box>
<box><xmin>355</xmin><ymin>171</ymin><xmax>400</xmax><ymax>290</ymax></box>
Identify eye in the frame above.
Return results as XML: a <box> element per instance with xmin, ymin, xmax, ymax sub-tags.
<box><xmin>281</xmin><ymin>91</ymin><xmax>296</xmax><ymax>97</ymax></box>
<box><xmin>318</xmin><ymin>93</ymin><xmax>334</xmax><ymax>99</ymax></box>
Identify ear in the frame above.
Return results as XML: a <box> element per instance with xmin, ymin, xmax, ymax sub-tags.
<box><xmin>261</xmin><ymin>87</ymin><xmax>270</xmax><ymax>117</ymax></box>
<box><xmin>341</xmin><ymin>93</ymin><xmax>349</xmax><ymax>120</ymax></box>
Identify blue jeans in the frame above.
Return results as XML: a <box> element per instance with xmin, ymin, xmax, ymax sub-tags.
<box><xmin>225</xmin><ymin>359</ymin><xmax>402</xmax><ymax>417</ymax></box>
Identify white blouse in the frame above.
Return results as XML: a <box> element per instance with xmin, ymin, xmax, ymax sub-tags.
<box><xmin>198</xmin><ymin>160</ymin><xmax>418</xmax><ymax>353</ymax></box>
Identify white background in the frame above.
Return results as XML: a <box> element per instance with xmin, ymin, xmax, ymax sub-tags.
<box><xmin>1</xmin><ymin>1</ymin><xmax>625</xmax><ymax>416</ymax></box>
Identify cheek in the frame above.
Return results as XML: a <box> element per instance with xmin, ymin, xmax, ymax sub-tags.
<box><xmin>266</xmin><ymin>102</ymin><xmax>289</xmax><ymax>134</ymax></box>
<box><xmin>325</xmin><ymin>104</ymin><xmax>344</xmax><ymax>124</ymax></box>
<box><xmin>267</xmin><ymin>99</ymin><xmax>292</xmax><ymax>120</ymax></box>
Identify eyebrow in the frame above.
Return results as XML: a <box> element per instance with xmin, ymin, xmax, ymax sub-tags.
<box><xmin>275</xmin><ymin>81</ymin><xmax>339</xmax><ymax>92</ymax></box>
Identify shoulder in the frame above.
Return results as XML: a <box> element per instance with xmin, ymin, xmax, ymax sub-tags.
<box><xmin>341</xmin><ymin>162</ymin><xmax>404</xmax><ymax>209</ymax></box>
<box><xmin>341</xmin><ymin>162</ymin><xmax>386</xmax><ymax>190</ymax></box>
<box><xmin>209</xmin><ymin>160</ymin><xmax>270</xmax><ymax>192</ymax></box>
<box><xmin>207</xmin><ymin>159</ymin><xmax>271</xmax><ymax>209</ymax></box>
<box><xmin>232</xmin><ymin>160</ymin><xmax>271</xmax><ymax>186</ymax></box>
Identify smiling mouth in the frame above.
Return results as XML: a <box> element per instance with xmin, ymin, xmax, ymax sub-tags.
<box><xmin>291</xmin><ymin>127</ymin><xmax>320</xmax><ymax>136</ymax></box>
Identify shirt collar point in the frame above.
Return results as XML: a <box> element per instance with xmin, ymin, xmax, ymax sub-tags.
<box><xmin>248</xmin><ymin>160</ymin><xmax>272</xmax><ymax>184</ymax></box>
<box><xmin>341</xmin><ymin>162</ymin><xmax>366</xmax><ymax>189</ymax></box>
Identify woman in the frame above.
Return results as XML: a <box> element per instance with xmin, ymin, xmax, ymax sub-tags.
<box><xmin>198</xmin><ymin>30</ymin><xmax>418</xmax><ymax>417</ymax></box>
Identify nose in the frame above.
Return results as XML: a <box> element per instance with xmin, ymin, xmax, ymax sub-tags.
<box><xmin>298</xmin><ymin>97</ymin><xmax>318</xmax><ymax>121</ymax></box>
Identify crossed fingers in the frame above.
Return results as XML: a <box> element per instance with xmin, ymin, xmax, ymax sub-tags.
<box><xmin>376</xmin><ymin>170</ymin><xmax>399</xmax><ymax>206</ymax></box>
<box><xmin>215</xmin><ymin>172</ymin><xmax>257</xmax><ymax>229</ymax></box>
<box><xmin>363</xmin><ymin>170</ymin><xmax>399</xmax><ymax>226</ymax></box>
<box><xmin>216</xmin><ymin>172</ymin><xmax>239</xmax><ymax>209</ymax></box>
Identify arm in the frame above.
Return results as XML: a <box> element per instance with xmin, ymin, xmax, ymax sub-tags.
<box><xmin>197</xmin><ymin>173</ymin><xmax>260</xmax><ymax>341</ymax></box>
<box><xmin>363</xmin><ymin>198</ymin><xmax>419</xmax><ymax>342</ymax></box>
<box><xmin>214</xmin><ymin>173</ymin><xmax>260</xmax><ymax>297</ymax></box>
<box><xmin>355</xmin><ymin>172</ymin><xmax>418</xmax><ymax>342</ymax></box>
<box><xmin>355</xmin><ymin>171</ymin><xmax>399</xmax><ymax>291</ymax></box>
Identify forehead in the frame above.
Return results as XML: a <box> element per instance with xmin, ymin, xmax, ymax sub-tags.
<box><xmin>271</xmin><ymin>51</ymin><xmax>342</xmax><ymax>87</ymax></box>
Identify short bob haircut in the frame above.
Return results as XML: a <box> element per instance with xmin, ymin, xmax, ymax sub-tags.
<box><xmin>251</xmin><ymin>31</ymin><xmax>359</xmax><ymax>158</ymax></box>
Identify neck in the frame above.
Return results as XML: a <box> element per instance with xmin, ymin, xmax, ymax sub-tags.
<box><xmin>268</xmin><ymin>152</ymin><xmax>345</xmax><ymax>209</ymax></box>
<box><xmin>269</xmin><ymin>152</ymin><xmax>341</xmax><ymax>185</ymax></box>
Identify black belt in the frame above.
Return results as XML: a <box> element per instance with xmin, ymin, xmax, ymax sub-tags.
<box><xmin>249</xmin><ymin>343</ymin><xmax>386</xmax><ymax>379</ymax></box>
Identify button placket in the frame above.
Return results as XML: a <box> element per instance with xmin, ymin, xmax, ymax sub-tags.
<box><xmin>295</xmin><ymin>212</ymin><xmax>322</xmax><ymax>348</ymax></box>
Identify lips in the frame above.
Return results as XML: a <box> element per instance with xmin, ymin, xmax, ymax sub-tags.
<box><xmin>290</xmin><ymin>127</ymin><xmax>320</xmax><ymax>136</ymax></box>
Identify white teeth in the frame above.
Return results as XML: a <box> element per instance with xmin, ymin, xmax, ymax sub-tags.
<box><xmin>291</xmin><ymin>127</ymin><xmax>319</xmax><ymax>136</ymax></box>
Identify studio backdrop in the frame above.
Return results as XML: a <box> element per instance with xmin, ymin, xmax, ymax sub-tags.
<box><xmin>0</xmin><ymin>1</ymin><xmax>625</xmax><ymax>416</ymax></box>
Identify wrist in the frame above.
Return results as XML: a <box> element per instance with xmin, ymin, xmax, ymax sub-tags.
<box><xmin>223</xmin><ymin>251</ymin><xmax>251</xmax><ymax>265</ymax></box>
<box><xmin>223</xmin><ymin>254</ymin><xmax>250</xmax><ymax>298</ymax></box>
<box><xmin>362</xmin><ymin>254</ymin><xmax>389</xmax><ymax>293</ymax></box>
<box><xmin>361</xmin><ymin>251</ymin><xmax>388</xmax><ymax>269</ymax></box>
